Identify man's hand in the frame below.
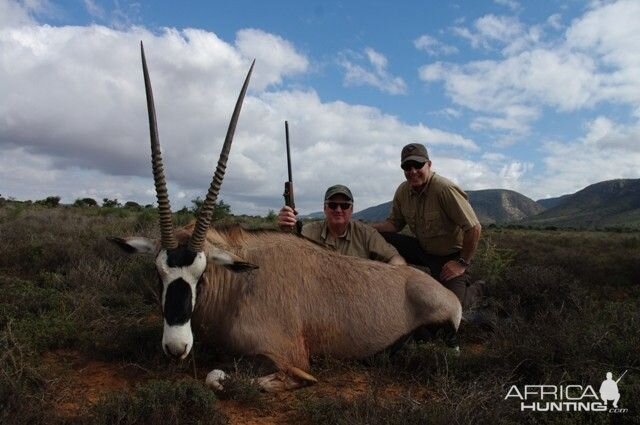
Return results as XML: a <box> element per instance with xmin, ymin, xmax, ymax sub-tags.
<box><xmin>440</xmin><ymin>260</ymin><xmax>466</xmax><ymax>282</ymax></box>
<box><xmin>388</xmin><ymin>255</ymin><xmax>406</xmax><ymax>266</ymax></box>
<box><xmin>277</xmin><ymin>206</ymin><xmax>298</xmax><ymax>231</ymax></box>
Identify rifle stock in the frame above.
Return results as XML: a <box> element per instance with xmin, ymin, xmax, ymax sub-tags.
<box><xmin>283</xmin><ymin>181</ymin><xmax>295</xmax><ymax>209</ymax></box>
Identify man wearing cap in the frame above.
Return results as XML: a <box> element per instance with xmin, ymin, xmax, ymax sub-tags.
<box><xmin>372</xmin><ymin>143</ymin><xmax>482</xmax><ymax>308</ymax></box>
<box><xmin>278</xmin><ymin>185</ymin><xmax>406</xmax><ymax>265</ymax></box>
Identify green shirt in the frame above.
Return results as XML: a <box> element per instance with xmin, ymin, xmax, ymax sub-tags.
<box><xmin>388</xmin><ymin>173</ymin><xmax>479</xmax><ymax>256</ymax></box>
<box><xmin>301</xmin><ymin>220</ymin><xmax>400</xmax><ymax>262</ymax></box>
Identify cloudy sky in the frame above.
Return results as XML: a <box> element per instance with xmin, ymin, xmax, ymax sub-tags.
<box><xmin>1</xmin><ymin>0</ymin><xmax>639</xmax><ymax>215</ymax></box>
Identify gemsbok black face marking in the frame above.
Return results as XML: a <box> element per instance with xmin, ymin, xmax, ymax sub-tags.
<box><xmin>166</xmin><ymin>246</ymin><xmax>198</xmax><ymax>268</ymax></box>
<box><xmin>164</xmin><ymin>278</ymin><xmax>193</xmax><ymax>326</ymax></box>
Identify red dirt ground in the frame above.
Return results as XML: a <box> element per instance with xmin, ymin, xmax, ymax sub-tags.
<box><xmin>41</xmin><ymin>349</ymin><xmax>441</xmax><ymax>424</ymax></box>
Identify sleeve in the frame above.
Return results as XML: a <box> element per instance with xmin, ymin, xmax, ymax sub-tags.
<box><xmin>438</xmin><ymin>186</ymin><xmax>479</xmax><ymax>231</ymax></box>
<box><xmin>387</xmin><ymin>186</ymin><xmax>406</xmax><ymax>231</ymax></box>
<box><xmin>367</xmin><ymin>229</ymin><xmax>400</xmax><ymax>262</ymax></box>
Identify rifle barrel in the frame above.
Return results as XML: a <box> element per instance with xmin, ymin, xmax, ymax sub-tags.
<box><xmin>285</xmin><ymin>121</ymin><xmax>293</xmax><ymax>182</ymax></box>
<box><xmin>616</xmin><ymin>370</ymin><xmax>628</xmax><ymax>384</ymax></box>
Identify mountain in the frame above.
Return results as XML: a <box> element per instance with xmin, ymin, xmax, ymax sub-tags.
<box><xmin>468</xmin><ymin>189</ymin><xmax>544</xmax><ymax>224</ymax></box>
<box><xmin>352</xmin><ymin>189</ymin><xmax>542</xmax><ymax>224</ymax></box>
<box><xmin>300</xmin><ymin>211</ymin><xmax>324</xmax><ymax>219</ymax></box>
<box><xmin>353</xmin><ymin>201</ymin><xmax>392</xmax><ymax>222</ymax></box>
<box><xmin>524</xmin><ymin>179</ymin><xmax>640</xmax><ymax>228</ymax></box>
<box><xmin>537</xmin><ymin>194</ymin><xmax>572</xmax><ymax>209</ymax></box>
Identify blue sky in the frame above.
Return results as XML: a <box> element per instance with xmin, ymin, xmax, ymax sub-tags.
<box><xmin>1</xmin><ymin>0</ymin><xmax>639</xmax><ymax>215</ymax></box>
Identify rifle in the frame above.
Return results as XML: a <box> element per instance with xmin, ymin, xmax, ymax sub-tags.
<box><xmin>283</xmin><ymin>121</ymin><xmax>302</xmax><ymax>234</ymax></box>
<box><xmin>616</xmin><ymin>370</ymin><xmax>628</xmax><ymax>384</ymax></box>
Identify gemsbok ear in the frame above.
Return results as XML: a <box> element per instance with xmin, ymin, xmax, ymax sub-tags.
<box><xmin>107</xmin><ymin>236</ymin><xmax>159</xmax><ymax>255</ymax></box>
<box><xmin>207</xmin><ymin>247</ymin><xmax>259</xmax><ymax>272</ymax></box>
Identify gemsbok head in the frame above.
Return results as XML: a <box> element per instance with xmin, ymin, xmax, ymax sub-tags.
<box><xmin>108</xmin><ymin>43</ymin><xmax>255</xmax><ymax>360</ymax></box>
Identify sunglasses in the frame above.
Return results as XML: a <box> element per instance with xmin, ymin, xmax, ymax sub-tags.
<box><xmin>401</xmin><ymin>161</ymin><xmax>426</xmax><ymax>171</ymax></box>
<box><xmin>325</xmin><ymin>202</ymin><xmax>352</xmax><ymax>211</ymax></box>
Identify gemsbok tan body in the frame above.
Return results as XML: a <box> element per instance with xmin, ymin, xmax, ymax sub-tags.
<box><xmin>108</xmin><ymin>43</ymin><xmax>462</xmax><ymax>392</ymax></box>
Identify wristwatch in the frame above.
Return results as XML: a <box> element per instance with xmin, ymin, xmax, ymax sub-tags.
<box><xmin>457</xmin><ymin>257</ymin><xmax>471</xmax><ymax>267</ymax></box>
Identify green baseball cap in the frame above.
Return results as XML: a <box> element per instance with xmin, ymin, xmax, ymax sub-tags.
<box><xmin>324</xmin><ymin>184</ymin><xmax>353</xmax><ymax>201</ymax></box>
<box><xmin>401</xmin><ymin>143</ymin><xmax>429</xmax><ymax>164</ymax></box>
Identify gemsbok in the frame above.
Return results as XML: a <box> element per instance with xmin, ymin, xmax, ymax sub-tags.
<box><xmin>108</xmin><ymin>43</ymin><xmax>462</xmax><ymax>392</ymax></box>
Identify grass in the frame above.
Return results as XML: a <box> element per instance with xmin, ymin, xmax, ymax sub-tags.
<box><xmin>0</xmin><ymin>203</ymin><xmax>638</xmax><ymax>424</ymax></box>
<box><xmin>89</xmin><ymin>379</ymin><xmax>226</xmax><ymax>425</ymax></box>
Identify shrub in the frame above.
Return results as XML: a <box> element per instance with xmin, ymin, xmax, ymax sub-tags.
<box><xmin>191</xmin><ymin>197</ymin><xmax>231</xmax><ymax>221</ymax></box>
<box><xmin>89</xmin><ymin>379</ymin><xmax>225</xmax><ymax>425</ymax></box>
<box><xmin>123</xmin><ymin>201</ymin><xmax>142</xmax><ymax>210</ymax></box>
<box><xmin>265</xmin><ymin>210</ymin><xmax>277</xmax><ymax>222</ymax></box>
<box><xmin>0</xmin><ymin>323</ymin><xmax>48</xmax><ymax>425</ymax></box>
<box><xmin>74</xmin><ymin>198</ymin><xmax>98</xmax><ymax>207</ymax></box>
<box><xmin>102</xmin><ymin>198</ymin><xmax>121</xmax><ymax>208</ymax></box>
<box><xmin>35</xmin><ymin>196</ymin><xmax>61</xmax><ymax>207</ymax></box>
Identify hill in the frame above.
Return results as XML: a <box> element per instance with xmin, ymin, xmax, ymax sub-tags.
<box><xmin>352</xmin><ymin>189</ymin><xmax>542</xmax><ymax>224</ymax></box>
<box><xmin>536</xmin><ymin>194</ymin><xmax>571</xmax><ymax>209</ymax></box>
<box><xmin>353</xmin><ymin>201</ymin><xmax>392</xmax><ymax>222</ymax></box>
<box><xmin>468</xmin><ymin>189</ymin><xmax>543</xmax><ymax>224</ymax></box>
<box><xmin>525</xmin><ymin>179</ymin><xmax>640</xmax><ymax>228</ymax></box>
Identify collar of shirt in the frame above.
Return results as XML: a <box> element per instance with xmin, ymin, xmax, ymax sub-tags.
<box><xmin>320</xmin><ymin>220</ymin><xmax>352</xmax><ymax>244</ymax></box>
<box><xmin>410</xmin><ymin>172</ymin><xmax>435</xmax><ymax>198</ymax></box>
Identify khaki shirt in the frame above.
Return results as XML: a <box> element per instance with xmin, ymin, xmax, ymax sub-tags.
<box><xmin>302</xmin><ymin>220</ymin><xmax>400</xmax><ymax>262</ymax></box>
<box><xmin>388</xmin><ymin>173</ymin><xmax>479</xmax><ymax>256</ymax></box>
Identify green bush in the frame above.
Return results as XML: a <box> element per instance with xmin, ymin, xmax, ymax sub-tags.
<box><xmin>74</xmin><ymin>198</ymin><xmax>98</xmax><ymax>207</ymax></box>
<box><xmin>35</xmin><ymin>196</ymin><xmax>61</xmax><ymax>207</ymax></box>
<box><xmin>102</xmin><ymin>198</ymin><xmax>121</xmax><ymax>208</ymax></box>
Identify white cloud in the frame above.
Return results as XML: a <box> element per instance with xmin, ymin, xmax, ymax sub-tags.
<box><xmin>475</xmin><ymin>15</ymin><xmax>523</xmax><ymax>45</ymax></box>
<box><xmin>413</xmin><ymin>34</ymin><xmax>458</xmax><ymax>56</ymax></box>
<box><xmin>83</xmin><ymin>0</ymin><xmax>105</xmax><ymax>20</ymax></box>
<box><xmin>428</xmin><ymin>107</ymin><xmax>462</xmax><ymax>119</ymax></box>
<box><xmin>421</xmin><ymin>1</ymin><xmax>640</xmax><ymax>145</ymax></box>
<box><xmin>339</xmin><ymin>47</ymin><xmax>407</xmax><ymax>95</ymax></box>
<box><xmin>234</xmin><ymin>28</ymin><xmax>309</xmax><ymax>90</ymax></box>
<box><xmin>420</xmin><ymin>49</ymin><xmax>598</xmax><ymax>114</ymax></box>
<box><xmin>365</xmin><ymin>47</ymin><xmax>387</xmax><ymax>70</ymax></box>
<box><xmin>429</xmin><ymin>156</ymin><xmax>533</xmax><ymax>195</ymax></box>
<box><xmin>451</xmin><ymin>26</ymin><xmax>479</xmax><ymax>48</ymax></box>
<box><xmin>418</xmin><ymin>62</ymin><xmax>444</xmax><ymax>82</ymax></box>
<box><xmin>0</xmin><ymin>0</ymin><xmax>40</xmax><ymax>27</ymax></box>
<box><xmin>510</xmin><ymin>116</ymin><xmax>640</xmax><ymax>199</ymax></box>
<box><xmin>546</xmin><ymin>13</ymin><xmax>563</xmax><ymax>30</ymax></box>
<box><xmin>482</xmin><ymin>152</ymin><xmax>508</xmax><ymax>162</ymax></box>
<box><xmin>453</xmin><ymin>14</ymin><xmax>524</xmax><ymax>50</ymax></box>
<box><xmin>494</xmin><ymin>0</ymin><xmax>520</xmax><ymax>11</ymax></box>
<box><xmin>470</xmin><ymin>105</ymin><xmax>540</xmax><ymax>141</ymax></box>
<box><xmin>581</xmin><ymin>116</ymin><xmax>640</xmax><ymax>151</ymax></box>
<box><xmin>0</xmin><ymin>8</ymin><xmax>479</xmax><ymax>214</ymax></box>
<box><xmin>565</xmin><ymin>0</ymin><xmax>640</xmax><ymax>105</ymax></box>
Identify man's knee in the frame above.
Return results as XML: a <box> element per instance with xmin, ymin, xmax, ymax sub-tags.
<box><xmin>443</xmin><ymin>274</ymin><xmax>482</xmax><ymax>309</ymax></box>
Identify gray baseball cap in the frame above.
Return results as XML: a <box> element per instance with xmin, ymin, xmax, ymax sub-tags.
<box><xmin>401</xmin><ymin>143</ymin><xmax>429</xmax><ymax>164</ymax></box>
<box><xmin>324</xmin><ymin>184</ymin><xmax>353</xmax><ymax>201</ymax></box>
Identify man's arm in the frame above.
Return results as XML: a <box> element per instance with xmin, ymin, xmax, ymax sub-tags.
<box><xmin>365</xmin><ymin>223</ymin><xmax>405</xmax><ymax>265</ymax></box>
<box><xmin>440</xmin><ymin>222</ymin><xmax>481</xmax><ymax>282</ymax></box>
<box><xmin>373</xmin><ymin>187</ymin><xmax>405</xmax><ymax>234</ymax></box>
<box><xmin>460</xmin><ymin>222</ymin><xmax>481</xmax><ymax>265</ymax></box>
<box><xmin>371</xmin><ymin>220</ymin><xmax>398</xmax><ymax>233</ymax></box>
